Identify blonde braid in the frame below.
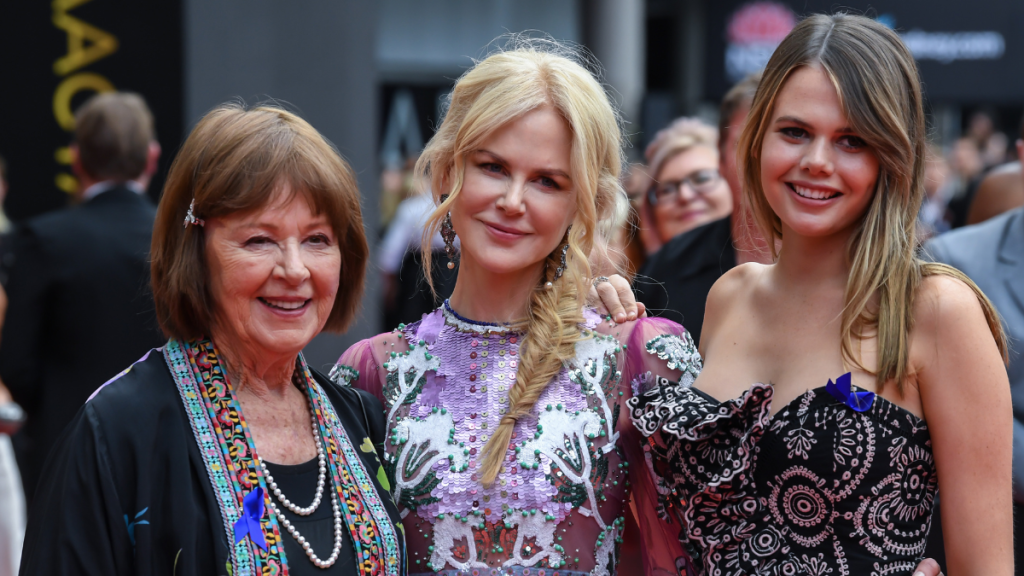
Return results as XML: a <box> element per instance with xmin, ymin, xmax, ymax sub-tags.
<box><xmin>479</xmin><ymin>231</ymin><xmax>585</xmax><ymax>487</ymax></box>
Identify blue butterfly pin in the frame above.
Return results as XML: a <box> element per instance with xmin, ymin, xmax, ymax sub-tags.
<box><xmin>825</xmin><ymin>372</ymin><xmax>875</xmax><ymax>412</ymax></box>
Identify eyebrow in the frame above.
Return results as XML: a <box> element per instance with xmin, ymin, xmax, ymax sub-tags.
<box><xmin>475</xmin><ymin>149</ymin><xmax>572</xmax><ymax>181</ymax></box>
<box><xmin>775</xmin><ymin>115</ymin><xmax>856</xmax><ymax>134</ymax></box>
<box><xmin>236</xmin><ymin>218</ymin><xmax>331</xmax><ymax>232</ymax></box>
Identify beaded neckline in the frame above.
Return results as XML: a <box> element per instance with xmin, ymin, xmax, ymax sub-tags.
<box><xmin>441</xmin><ymin>299</ymin><xmax>513</xmax><ymax>333</ymax></box>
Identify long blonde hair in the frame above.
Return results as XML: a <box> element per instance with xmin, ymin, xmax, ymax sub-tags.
<box><xmin>738</xmin><ymin>13</ymin><xmax>1007</xmax><ymax>392</ymax></box>
<box><xmin>417</xmin><ymin>37</ymin><xmax>626</xmax><ymax>485</ymax></box>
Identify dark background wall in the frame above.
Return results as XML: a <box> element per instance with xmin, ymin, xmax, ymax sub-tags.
<box><xmin>183</xmin><ymin>0</ymin><xmax>380</xmax><ymax>370</ymax></box>
<box><xmin>0</xmin><ymin>0</ymin><xmax>183</xmax><ymax>220</ymax></box>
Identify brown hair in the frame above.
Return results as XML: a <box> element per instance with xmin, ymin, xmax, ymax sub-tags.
<box><xmin>74</xmin><ymin>92</ymin><xmax>154</xmax><ymax>181</ymax></box>
<box><xmin>151</xmin><ymin>103</ymin><xmax>368</xmax><ymax>340</ymax></box>
<box><xmin>718</xmin><ymin>71</ymin><xmax>762</xmax><ymax>145</ymax></box>
<box><xmin>417</xmin><ymin>37</ymin><xmax>625</xmax><ymax>486</ymax></box>
<box><xmin>738</xmin><ymin>13</ymin><xmax>1006</xmax><ymax>392</ymax></box>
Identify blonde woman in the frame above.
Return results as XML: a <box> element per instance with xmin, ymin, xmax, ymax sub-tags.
<box><xmin>630</xmin><ymin>13</ymin><xmax>1011</xmax><ymax>576</ymax></box>
<box><xmin>337</xmin><ymin>40</ymin><xmax>694</xmax><ymax>575</ymax></box>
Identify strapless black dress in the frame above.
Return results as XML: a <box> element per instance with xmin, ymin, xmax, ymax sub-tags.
<box><xmin>629</xmin><ymin>373</ymin><xmax>936</xmax><ymax>576</ymax></box>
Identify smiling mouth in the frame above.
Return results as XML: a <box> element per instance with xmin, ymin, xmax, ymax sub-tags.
<box><xmin>789</xmin><ymin>183</ymin><xmax>841</xmax><ymax>201</ymax></box>
<box><xmin>258</xmin><ymin>297</ymin><xmax>310</xmax><ymax>311</ymax></box>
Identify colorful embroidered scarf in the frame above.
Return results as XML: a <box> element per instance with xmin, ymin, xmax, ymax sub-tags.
<box><xmin>165</xmin><ymin>339</ymin><xmax>401</xmax><ymax>576</ymax></box>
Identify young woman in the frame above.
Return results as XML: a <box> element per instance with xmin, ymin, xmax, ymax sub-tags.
<box><xmin>629</xmin><ymin>14</ymin><xmax>1012</xmax><ymax>576</ymax></box>
<box><xmin>336</xmin><ymin>40</ymin><xmax>695</xmax><ymax>575</ymax></box>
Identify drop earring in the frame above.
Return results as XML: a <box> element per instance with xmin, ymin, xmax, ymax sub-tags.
<box><xmin>440</xmin><ymin>194</ymin><xmax>457</xmax><ymax>270</ymax></box>
<box><xmin>545</xmin><ymin>225</ymin><xmax>572</xmax><ymax>289</ymax></box>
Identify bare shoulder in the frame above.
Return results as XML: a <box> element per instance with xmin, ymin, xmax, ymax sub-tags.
<box><xmin>913</xmin><ymin>273</ymin><xmax>988</xmax><ymax>332</ymax></box>
<box><xmin>701</xmin><ymin>263</ymin><xmax>768</xmax><ymax>353</ymax></box>
<box><xmin>707</xmin><ymin>262</ymin><xmax>766</xmax><ymax>306</ymax></box>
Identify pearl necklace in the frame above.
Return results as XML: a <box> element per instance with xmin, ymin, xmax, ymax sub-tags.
<box><xmin>259</xmin><ymin>405</ymin><xmax>344</xmax><ymax>568</ymax></box>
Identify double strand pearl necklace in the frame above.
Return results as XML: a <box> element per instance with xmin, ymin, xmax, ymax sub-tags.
<box><xmin>259</xmin><ymin>401</ymin><xmax>345</xmax><ymax>569</ymax></box>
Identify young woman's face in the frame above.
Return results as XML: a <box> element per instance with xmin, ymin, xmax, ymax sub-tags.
<box><xmin>450</xmin><ymin>106</ymin><xmax>577</xmax><ymax>280</ymax></box>
<box><xmin>760</xmin><ymin>64</ymin><xmax>880</xmax><ymax>240</ymax></box>
<box><xmin>651</xmin><ymin>146</ymin><xmax>733</xmax><ymax>242</ymax></box>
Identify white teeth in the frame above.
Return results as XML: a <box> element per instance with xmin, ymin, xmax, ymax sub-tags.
<box><xmin>792</xmin><ymin>185</ymin><xmax>839</xmax><ymax>200</ymax></box>
<box><xmin>263</xmin><ymin>299</ymin><xmax>306</xmax><ymax>310</ymax></box>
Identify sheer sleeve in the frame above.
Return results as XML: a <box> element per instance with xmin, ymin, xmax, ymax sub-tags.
<box><xmin>594</xmin><ymin>315</ymin><xmax>699</xmax><ymax>576</ymax></box>
<box><xmin>335</xmin><ymin>332</ymin><xmax>411</xmax><ymax>405</ymax></box>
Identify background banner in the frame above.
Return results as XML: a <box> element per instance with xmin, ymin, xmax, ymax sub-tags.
<box><xmin>0</xmin><ymin>0</ymin><xmax>183</xmax><ymax>221</ymax></box>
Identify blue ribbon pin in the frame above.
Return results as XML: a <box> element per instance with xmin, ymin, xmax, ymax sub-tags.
<box><xmin>825</xmin><ymin>372</ymin><xmax>875</xmax><ymax>412</ymax></box>
<box><xmin>233</xmin><ymin>487</ymin><xmax>268</xmax><ymax>551</ymax></box>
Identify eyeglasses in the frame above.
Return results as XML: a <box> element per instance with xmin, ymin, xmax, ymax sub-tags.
<box><xmin>647</xmin><ymin>169</ymin><xmax>722</xmax><ymax>205</ymax></box>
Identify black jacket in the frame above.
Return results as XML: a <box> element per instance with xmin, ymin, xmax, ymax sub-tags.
<box><xmin>635</xmin><ymin>215</ymin><xmax>736</xmax><ymax>346</ymax></box>
<box><xmin>19</xmin><ymin>348</ymin><xmax>402</xmax><ymax>576</ymax></box>
<box><xmin>0</xmin><ymin>186</ymin><xmax>165</xmax><ymax>498</ymax></box>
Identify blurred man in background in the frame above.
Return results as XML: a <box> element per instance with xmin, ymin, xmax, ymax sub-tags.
<box><xmin>924</xmin><ymin>120</ymin><xmax>1024</xmax><ymax>572</ymax></box>
<box><xmin>966</xmin><ymin>114</ymin><xmax>1024</xmax><ymax>225</ymax></box>
<box><xmin>0</xmin><ymin>92</ymin><xmax>165</xmax><ymax>501</ymax></box>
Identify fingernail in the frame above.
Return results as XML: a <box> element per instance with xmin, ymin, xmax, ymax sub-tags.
<box><xmin>615</xmin><ymin>313</ymin><xmax>626</xmax><ymax>322</ymax></box>
<box><xmin>628</xmin><ymin>312</ymin><xmax>637</xmax><ymax>320</ymax></box>
<box><xmin>914</xmin><ymin>572</ymin><xmax>925</xmax><ymax>576</ymax></box>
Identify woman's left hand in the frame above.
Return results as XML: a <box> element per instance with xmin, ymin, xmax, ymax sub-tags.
<box><xmin>588</xmin><ymin>275</ymin><xmax>646</xmax><ymax>323</ymax></box>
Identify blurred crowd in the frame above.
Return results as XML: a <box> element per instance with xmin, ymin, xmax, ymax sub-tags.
<box><xmin>0</xmin><ymin>66</ymin><xmax>1021</xmax><ymax>576</ymax></box>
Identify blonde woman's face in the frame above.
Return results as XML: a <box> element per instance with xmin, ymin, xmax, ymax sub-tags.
<box><xmin>450</xmin><ymin>106</ymin><xmax>577</xmax><ymax>281</ymax></box>
<box><xmin>652</xmin><ymin>146</ymin><xmax>732</xmax><ymax>242</ymax></box>
<box><xmin>760</xmin><ymin>64</ymin><xmax>879</xmax><ymax>240</ymax></box>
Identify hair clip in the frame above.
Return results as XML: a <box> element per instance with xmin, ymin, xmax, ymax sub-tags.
<box><xmin>184</xmin><ymin>199</ymin><xmax>205</xmax><ymax>228</ymax></box>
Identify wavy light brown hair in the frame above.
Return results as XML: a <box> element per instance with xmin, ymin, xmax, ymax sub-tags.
<box><xmin>151</xmin><ymin>103</ymin><xmax>368</xmax><ymax>340</ymax></box>
<box><xmin>417</xmin><ymin>37</ymin><xmax>626</xmax><ymax>486</ymax></box>
<box><xmin>738</xmin><ymin>13</ymin><xmax>1006</xmax><ymax>392</ymax></box>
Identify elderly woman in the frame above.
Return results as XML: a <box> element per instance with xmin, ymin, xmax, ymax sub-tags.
<box><xmin>19</xmin><ymin>104</ymin><xmax>404</xmax><ymax>576</ymax></box>
<box><xmin>641</xmin><ymin>117</ymin><xmax>732</xmax><ymax>252</ymax></box>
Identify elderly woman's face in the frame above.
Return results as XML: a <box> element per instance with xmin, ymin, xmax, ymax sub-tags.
<box><xmin>651</xmin><ymin>146</ymin><xmax>733</xmax><ymax>243</ymax></box>
<box><xmin>204</xmin><ymin>185</ymin><xmax>341</xmax><ymax>358</ymax></box>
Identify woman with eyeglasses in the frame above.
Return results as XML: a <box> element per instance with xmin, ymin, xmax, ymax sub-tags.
<box><xmin>641</xmin><ymin>118</ymin><xmax>733</xmax><ymax>251</ymax></box>
<box><xmin>633</xmin><ymin>118</ymin><xmax>735</xmax><ymax>338</ymax></box>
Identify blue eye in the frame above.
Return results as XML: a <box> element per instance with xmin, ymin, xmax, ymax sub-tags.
<box><xmin>538</xmin><ymin>177</ymin><xmax>559</xmax><ymax>189</ymax></box>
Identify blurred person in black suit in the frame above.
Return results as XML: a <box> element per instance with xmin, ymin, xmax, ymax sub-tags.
<box><xmin>0</xmin><ymin>93</ymin><xmax>165</xmax><ymax>501</ymax></box>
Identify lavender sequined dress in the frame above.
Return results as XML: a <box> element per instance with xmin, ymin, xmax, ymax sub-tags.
<box><xmin>336</xmin><ymin>303</ymin><xmax>697</xmax><ymax>576</ymax></box>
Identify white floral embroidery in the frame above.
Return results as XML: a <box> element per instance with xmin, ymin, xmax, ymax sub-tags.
<box><xmin>591</xmin><ymin>518</ymin><xmax>623</xmax><ymax>576</ymax></box>
<box><xmin>391</xmin><ymin>410</ymin><xmax>469</xmax><ymax>505</ymax></box>
<box><xmin>572</xmin><ymin>334</ymin><xmax>622</xmax><ymax>449</ymax></box>
<box><xmin>644</xmin><ymin>332</ymin><xmax>702</xmax><ymax>388</ymax></box>
<box><xmin>383</xmin><ymin>341</ymin><xmax>440</xmax><ymax>426</ymax></box>
<box><xmin>501</xmin><ymin>509</ymin><xmax>562</xmax><ymax>568</ymax></box>
<box><xmin>429</xmin><ymin>514</ymin><xmax>488</xmax><ymax>572</ymax></box>
<box><xmin>517</xmin><ymin>408</ymin><xmax>606</xmax><ymax>529</ymax></box>
<box><xmin>327</xmin><ymin>363</ymin><xmax>359</xmax><ymax>386</ymax></box>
